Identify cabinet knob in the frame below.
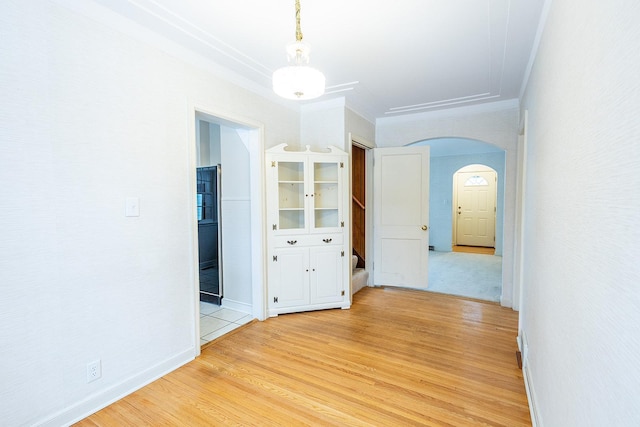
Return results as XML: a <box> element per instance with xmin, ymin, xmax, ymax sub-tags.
<box><xmin>323</xmin><ymin>238</ymin><xmax>333</xmax><ymax>243</ymax></box>
<box><xmin>421</xmin><ymin>225</ymin><xmax>428</xmax><ymax>231</ymax></box>
<box><xmin>287</xmin><ymin>240</ymin><xmax>297</xmax><ymax>245</ymax></box>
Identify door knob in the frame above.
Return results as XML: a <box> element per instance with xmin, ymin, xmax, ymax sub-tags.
<box><xmin>421</xmin><ymin>225</ymin><xmax>428</xmax><ymax>231</ymax></box>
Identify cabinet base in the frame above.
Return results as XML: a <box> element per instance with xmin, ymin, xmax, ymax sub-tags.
<box><xmin>268</xmin><ymin>303</ymin><xmax>350</xmax><ymax>317</ymax></box>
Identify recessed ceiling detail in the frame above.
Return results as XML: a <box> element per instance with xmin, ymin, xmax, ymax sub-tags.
<box><xmin>90</xmin><ymin>0</ymin><xmax>545</xmax><ymax>121</ymax></box>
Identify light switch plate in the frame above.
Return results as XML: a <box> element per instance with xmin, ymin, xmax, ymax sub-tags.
<box><xmin>125</xmin><ymin>197</ymin><xmax>140</xmax><ymax>217</ymax></box>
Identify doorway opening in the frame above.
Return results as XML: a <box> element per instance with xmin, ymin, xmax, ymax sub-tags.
<box><xmin>193</xmin><ymin>110</ymin><xmax>265</xmax><ymax>349</ymax></box>
<box><xmin>351</xmin><ymin>143</ymin><xmax>366</xmax><ymax>268</ymax></box>
<box><xmin>427</xmin><ymin>163</ymin><xmax>501</xmax><ymax>301</ymax></box>
<box><xmin>351</xmin><ymin>141</ymin><xmax>370</xmax><ymax>296</ymax></box>
<box><xmin>408</xmin><ymin>137</ymin><xmax>504</xmax><ymax>302</ymax></box>
<box><xmin>196</xmin><ymin>119</ymin><xmax>224</xmax><ymax>306</ymax></box>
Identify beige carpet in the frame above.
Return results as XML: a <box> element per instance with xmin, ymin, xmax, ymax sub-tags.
<box><xmin>427</xmin><ymin>251</ymin><xmax>502</xmax><ymax>302</ymax></box>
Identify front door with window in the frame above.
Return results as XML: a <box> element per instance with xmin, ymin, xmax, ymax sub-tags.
<box><xmin>455</xmin><ymin>170</ymin><xmax>496</xmax><ymax>247</ymax></box>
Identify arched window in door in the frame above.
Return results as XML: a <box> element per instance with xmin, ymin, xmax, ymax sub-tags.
<box><xmin>464</xmin><ymin>175</ymin><xmax>489</xmax><ymax>186</ymax></box>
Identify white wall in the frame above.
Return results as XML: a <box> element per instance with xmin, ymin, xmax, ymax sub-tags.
<box><xmin>219</xmin><ymin>126</ymin><xmax>252</xmax><ymax>312</ymax></box>
<box><xmin>197</xmin><ymin>122</ymin><xmax>221</xmax><ymax>167</ymax></box>
<box><xmin>519</xmin><ymin>0</ymin><xmax>640</xmax><ymax>425</ymax></box>
<box><xmin>376</xmin><ymin>101</ymin><xmax>519</xmax><ymax>307</ymax></box>
<box><xmin>210</xmin><ymin>123</ymin><xmax>222</xmax><ymax>165</ymax></box>
<box><xmin>198</xmin><ymin>120</ymin><xmax>210</xmax><ymax>166</ymax></box>
<box><xmin>0</xmin><ymin>1</ymin><xmax>298</xmax><ymax>425</ymax></box>
<box><xmin>346</xmin><ymin>106</ymin><xmax>376</xmax><ymax>145</ymax></box>
<box><xmin>301</xmin><ymin>98</ymin><xmax>347</xmax><ymax>151</ymax></box>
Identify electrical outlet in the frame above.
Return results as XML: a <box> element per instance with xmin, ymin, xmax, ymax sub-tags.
<box><xmin>86</xmin><ymin>360</ymin><xmax>101</xmax><ymax>383</ymax></box>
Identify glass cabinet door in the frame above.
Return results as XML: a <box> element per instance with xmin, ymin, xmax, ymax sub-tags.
<box><xmin>277</xmin><ymin>161</ymin><xmax>306</xmax><ymax>230</ymax></box>
<box><xmin>312</xmin><ymin>161</ymin><xmax>340</xmax><ymax>229</ymax></box>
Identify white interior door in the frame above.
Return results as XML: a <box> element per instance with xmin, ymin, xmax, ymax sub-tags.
<box><xmin>455</xmin><ymin>170</ymin><xmax>496</xmax><ymax>247</ymax></box>
<box><xmin>373</xmin><ymin>146</ymin><xmax>430</xmax><ymax>289</ymax></box>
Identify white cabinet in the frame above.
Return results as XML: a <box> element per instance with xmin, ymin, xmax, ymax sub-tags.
<box><xmin>269</xmin><ymin>247</ymin><xmax>310</xmax><ymax>310</ymax></box>
<box><xmin>266</xmin><ymin>144</ymin><xmax>350</xmax><ymax>316</ymax></box>
<box><xmin>309</xmin><ymin>245</ymin><xmax>345</xmax><ymax>304</ymax></box>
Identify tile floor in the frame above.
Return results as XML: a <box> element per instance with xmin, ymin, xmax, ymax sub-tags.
<box><xmin>200</xmin><ymin>302</ymin><xmax>253</xmax><ymax>346</ymax></box>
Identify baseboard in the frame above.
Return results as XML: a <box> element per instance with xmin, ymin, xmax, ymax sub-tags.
<box><xmin>520</xmin><ymin>331</ymin><xmax>542</xmax><ymax>427</ymax></box>
<box><xmin>36</xmin><ymin>348</ymin><xmax>195</xmax><ymax>427</ymax></box>
<box><xmin>523</xmin><ymin>362</ymin><xmax>542</xmax><ymax>427</ymax></box>
<box><xmin>221</xmin><ymin>298</ymin><xmax>252</xmax><ymax>315</ymax></box>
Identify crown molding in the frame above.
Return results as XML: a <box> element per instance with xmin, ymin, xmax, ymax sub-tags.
<box><xmin>377</xmin><ymin>99</ymin><xmax>519</xmax><ymax>126</ymax></box>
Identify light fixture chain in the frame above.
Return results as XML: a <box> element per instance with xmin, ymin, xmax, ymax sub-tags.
<box><xmin>295</xmin><ymin>0</ymin><xmax>302</xmax><ymax>42</ymax></box>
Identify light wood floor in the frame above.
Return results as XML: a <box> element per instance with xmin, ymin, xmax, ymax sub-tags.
<box><xmin>76</xmin><ymin>287</ymin><xmax>531</xmax><ymax>426</ymax></box>
<box><xmin>452</xmin><ymin>245</ymin><xmax>496</xmax><ymax>255</ymax></box>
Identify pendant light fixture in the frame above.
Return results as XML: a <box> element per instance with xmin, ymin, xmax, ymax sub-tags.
<box><xmin>272</xmin><ymin>0</ymin><xmax>325</xmax><ymax>100</ymax></box>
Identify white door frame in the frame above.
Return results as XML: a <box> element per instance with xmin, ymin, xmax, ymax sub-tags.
<box><xmin>188</xmin><ymin>103</ymin><xmax>266</xmax><ymax>356</ymax></box>
<box><xmin>515</xmin><ymin>110</ymin><xmax>529</xmax><ymax>313</ymax></box>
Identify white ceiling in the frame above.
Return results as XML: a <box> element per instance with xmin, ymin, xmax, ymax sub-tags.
<box><xmin>92</xmin><ymin>0</ymin><xmax>546</xmax><ymax>122</ymax></box>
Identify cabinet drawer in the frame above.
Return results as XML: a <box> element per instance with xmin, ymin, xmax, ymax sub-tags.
<box><xmin>273</xmin><ymin>234</ymin><xmax>343</xmax><ymax>248</ymax></box>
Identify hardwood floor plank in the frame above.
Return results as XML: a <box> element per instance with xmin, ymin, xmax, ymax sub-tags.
<box><xmin>75</xmin><ymin>287</ymin><xmax>531</xmax><ymax>426</ymax></box>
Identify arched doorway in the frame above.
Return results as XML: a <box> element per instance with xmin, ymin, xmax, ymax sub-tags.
<box><xmin>411</xmin><ymin>138</ymin><xmax>504</xmax><ymax>302</ymax></box>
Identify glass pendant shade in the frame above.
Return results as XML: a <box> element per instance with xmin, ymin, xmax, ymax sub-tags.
<box><xmin>273</xmin><ymin>65</ymin><xmax>325</xmax><ymax>100</ymax></box>
<box><xmin>273</xmin><ymin>40</ymin><xmax>325</xmax><ymax>100</ymax></box>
